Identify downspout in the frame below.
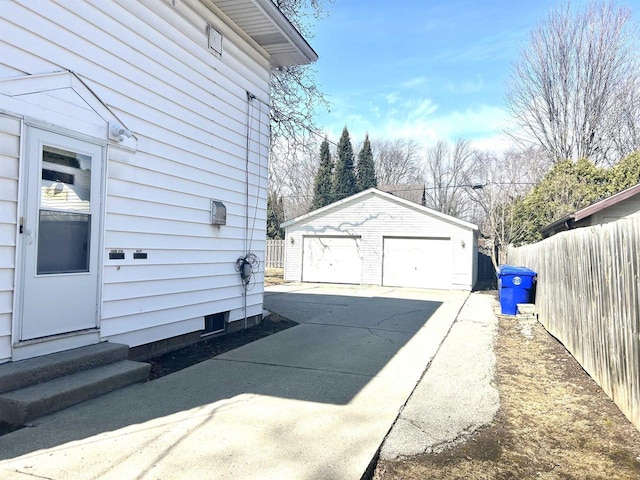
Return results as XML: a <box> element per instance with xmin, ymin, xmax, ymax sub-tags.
<box><xmin>564</xmin><ymin>218</ymin><xmax>573</xmax><ymax>231</ymax></box>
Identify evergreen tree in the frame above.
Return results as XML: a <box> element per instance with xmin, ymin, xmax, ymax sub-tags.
<box><xmin>610</xmin><ymin>152</ymin><xmax>640</xmax><ymax>191</ymax></box>
<box><xmin>266</xmin><ymin>191</ymin><xmax>285</xmax><ymax>239</ymax></box>
<box><xmin>332</xmin><ymin>127</ymin><xmax>357</xmax><ymax>201</ymax></box>
<box><xmin>310</xmin><ymin>138</ymin><xmax>334</xmax><ymax>210</ymax></box>
<box><xmin>510</xmin><ymin>156</ymin><xmax>640</xmax><ymax>245</ymax></box>
<box><xmin>356</xmin><ymin>134</ymin><xmax>377</xmax><ymax>191</ymax></box>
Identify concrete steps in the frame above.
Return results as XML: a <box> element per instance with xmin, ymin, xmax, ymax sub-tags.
<box><xmin>0</xmin><ymin>343</ymin><xmax>150</xmax><ymax>425</ymax></box>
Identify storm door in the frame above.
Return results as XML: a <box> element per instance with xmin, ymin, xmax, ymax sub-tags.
<box><xmin>20</xmin><ymin>128</ymin><xmax>103</xmax><ymax>341</ymax></box>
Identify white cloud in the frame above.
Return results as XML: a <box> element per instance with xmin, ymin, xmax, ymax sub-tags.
<box><xmin>319</xmin><ymin>100</ymin><xmax>514</xmax><ymax>152</ymax></box>
<box><xmin>401</xmin><ymin>76</ymin><xmax>428</xmax><ymax>89</ymax></box>
<box><xmin>428</xmin><ymin>105</ymin><xmax>509</xmax><ymax>140</ymax></box>
<box><xmin>408</xmin><ymin>98</ymin><xmax>439</xmax><ymax>119</ymax></box>
<box><xmin>316</xmin><ymin>83</ymin><xmax>517</xmax><ymax>155</ymax></box>
<box><xmin>443</xmin><ymin>76</ymin><xmax>485</xmax><ymax>95</ymax></box>
<box><xmin>384</xmin><ymin>92</ymin><xmax>400</xmax><ymax>104</ymax></box>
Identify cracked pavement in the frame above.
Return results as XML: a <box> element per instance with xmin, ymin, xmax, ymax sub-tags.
<box><xmin>379</xmin><ymin>292</ymin><xmax>499</xmax><ymax>459</ymax></box>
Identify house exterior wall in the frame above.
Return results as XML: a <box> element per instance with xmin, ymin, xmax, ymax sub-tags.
<box><xmin>590</xmin><ymin>195</ymin><xmax>640</xmax><ymax>225</ymax></box>
<box><xmin>0</xmin><ymin>114</ymin><xmax>21</xmax><ymax>363</ymax></box>
<box><xmin>0</xmin><ymin>0</ymin><xmax>270</xmax><ymax>361</ymax></box>
<box><xmin>284</xmin><ymin>193</ymin><xmax>477</xmax><ymax>290</ymax></box>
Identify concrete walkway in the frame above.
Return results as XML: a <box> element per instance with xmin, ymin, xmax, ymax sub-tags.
<box><xmin>0</xmin><ymin>285</ymin><xmax>484</xmax><ymax>480</ymax></box>
<box><xmin>380</xmin><ymin>292</ymin><xmax>499</xmax><ymax>459</ymax></box>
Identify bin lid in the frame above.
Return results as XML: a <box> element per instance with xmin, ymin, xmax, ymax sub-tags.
<box><xmin>498</xmin><ymin>265</ymin><xmax>537</xmax><ymax>277</ymax></box>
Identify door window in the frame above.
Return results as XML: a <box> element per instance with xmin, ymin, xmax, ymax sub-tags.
<box><xmin>37</xmin><ymin>146</ymin><xmax>92</xmax><ymax>274</ymax></box>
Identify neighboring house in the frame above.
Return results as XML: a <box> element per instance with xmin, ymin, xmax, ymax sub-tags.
<box><xmin>282</xmin><ymin>188</ymin><xmax>478</xmax><ymax>290</ymax></box>
<box><xmin>0</xmin><ymin>0</ymin><xmax>317</xmax><ymax>363</ymax></box>
<box><xmin>541</xmin><ymin>183</ymin><xmax>640</xmax><ymax>238</ymax></box>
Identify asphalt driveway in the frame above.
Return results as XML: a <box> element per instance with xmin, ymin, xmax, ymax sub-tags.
<box><xmin>0</xmin><ymin>284</ymin><xmax>469</xmax><ymax>480</ymax></box>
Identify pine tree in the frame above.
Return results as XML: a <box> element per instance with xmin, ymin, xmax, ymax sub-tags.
<box><xmin>266</xmin><ymin>191</ymin><xmax>285</xmax><ymax>239</ymax></box>
<box><xmin>310</xmin><ymin>138</ymin><xmax>334</xmax><ymax>210</ymax></box>
<box><xmin>356</xmin><ymin>134</ymin><xmax>377</xmax><ymax>191</ymax></box>
<box><xmin>332</xmin><ymin>127</ymin><xmax>357</xmax><ymax>201</ymax></box>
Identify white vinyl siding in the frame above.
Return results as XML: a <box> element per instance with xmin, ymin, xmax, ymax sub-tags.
<box><xmin>0</xmin><ymin>114</ymin><xmax>21</xmax><ymax>363</ymax></box>
<box><xmin>1</xmin><ymin>0</ymin><xmax>271</xmax><ymax>350</ymax></box>
<box><xmin>284</xmin><ymin>191</ymin><xmax>477</xmax><ymax>290</ymax></box>
<box><xmin>591</xmin><ymin>196</ymin><xmax>640</xmax><ymax>225</ymax></box>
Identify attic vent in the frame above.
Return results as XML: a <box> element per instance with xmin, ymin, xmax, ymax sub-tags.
<box><xmin>208</xmin><ymin>25</ymin><xmax>223</xmax><ymax>55</ymax></box>
<box><xmin>202</xmin><ymin>312</ymin><xmax>227</xmax><ymax>336</ymax></box>
<box><xmin>211</xmin><ymin>200</ymin><xmax>226</xmax><ymax>225</ymax></box>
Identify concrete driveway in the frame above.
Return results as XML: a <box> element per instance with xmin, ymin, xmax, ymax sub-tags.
<box><xmin>0</xmin><ymin>284</ymin><xmax>468</xmax><ymax>480</ymax></box>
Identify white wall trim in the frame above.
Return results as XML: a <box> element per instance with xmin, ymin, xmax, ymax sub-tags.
<box><xmin>0</xmin><ymin>71</ymin><xmax>138</xmax><ymax>151</ymax></box>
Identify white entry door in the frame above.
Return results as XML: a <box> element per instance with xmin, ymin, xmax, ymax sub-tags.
<box><xmin>19</xmin><ymin>128</ymin><xmax>103</xmax><ymax>341</ymax></box>
<box><xmin>302</xmin><ymin>236</ymin><xmax>362</xmax><ymax>284</ymax></box>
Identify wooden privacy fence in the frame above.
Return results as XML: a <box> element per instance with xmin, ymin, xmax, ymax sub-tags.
<box><xmin>265</xmin><ymin>239</ymin><xmax>285</xmax><ymax>268</ymax></box>
<box><xmin>508</xmin><ymin>217</ymin><xmax>640</xmax><ymax>430</ymax></box>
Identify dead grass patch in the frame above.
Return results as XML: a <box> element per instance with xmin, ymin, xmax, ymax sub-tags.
<box><xmin>374</xmin><ymin>308</ymin><xmax>640</xmax><ymax>480</ymax></box>
<box><xmin>264</xmin><ymin>267</ymin><xmax>286</xmax><ymax>286</ymax></box>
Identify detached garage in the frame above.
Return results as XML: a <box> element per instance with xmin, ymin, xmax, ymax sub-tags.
<box><xmin>282</xmin><ymin>188</ymin><xmax>479</xmax><ymax>290</ymax></box>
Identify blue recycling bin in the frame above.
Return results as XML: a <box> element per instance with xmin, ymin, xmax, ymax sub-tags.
<box><xmin>497</xmin><ymin>265</ymin><xmax>537</xmax><ymax>315</ymax></box>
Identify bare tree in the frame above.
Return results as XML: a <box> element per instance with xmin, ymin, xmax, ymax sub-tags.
<box><xmin>506</xmin><ymin>1</ymin><xmax>640</xmax><ymax>165</ymax></box>
<box><xmin>266</xmin><ymin>1</ymin><xmax>332</xmax><ymax>221</ymax></box>
<box><xmin>467</xmin><ymin>147</ymin><xmax>551</xmax><ymax>267</ymax></box>
<box><xmin>614</xmin><ymin>75</ymin><xmax>640</xmax><ymax>155</ymax></box>
<box><xmin>269</xmin><ymin>0</ymin><xmax>331</xmax><ymax>158</ymax></box>
<box><xmin>423</xmin><ymin>139</ymin><xmax>476</xmax><ymax>220</ymax></box>
<box><xmin>268</xmin><ymin>142</ymin><xmax>318</xmax><ymax>220</ymax></box>
<box><xmin>370</xmin><ymin>138</ymin><xmax>423</xmax><ymax>186</ymax></box>
<box><xmin>269</xmin><ymin>65</ymin><xmax>328</xmax><ymax>158</ymax></box>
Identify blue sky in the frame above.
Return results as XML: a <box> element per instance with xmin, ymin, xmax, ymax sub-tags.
<box><xmin>309</xmin><ymin>0</ymin><xmax>640</xmax><ymax>151</ymax></box>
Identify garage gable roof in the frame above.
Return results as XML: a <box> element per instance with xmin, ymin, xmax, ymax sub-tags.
<box><xmin>282</xmin><ymin>188</ymin><xmax>479</xmax><ymax>230</ymax></box>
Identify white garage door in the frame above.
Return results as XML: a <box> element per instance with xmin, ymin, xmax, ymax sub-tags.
<box><xmin>382</xmin><ymin>237</ymin><xmax>452</xmax><ymax>289</ymax></box>
<box><xmin>302</xmin><ymin>236</ymin><xmax>362</xmax><ymax>284</ymax></box>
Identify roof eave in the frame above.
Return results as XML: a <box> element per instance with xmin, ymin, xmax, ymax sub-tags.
<box><xmin>254</xmin><ymin>0</ymin><xmax>318</xmax><ymax>66</ymax></box>
<box><xmin>540</xmin><ymin>214</ymin><xmax>575</xmax><ymax>237</ymax></box>
<box><xmin>210</xmin><ymin>0</ymin><xmax>317</xmax><ymax>67</ymax></box>
<box><xmin>574</xmin><ymin>182</ymin><xmax>640</xmax><ymax>222</ymax></box>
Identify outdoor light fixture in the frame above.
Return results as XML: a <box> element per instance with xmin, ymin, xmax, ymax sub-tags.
<box><xmin>109</xmin><ymin>123</ymin><xmax>133</xmax><ymax>142</ymax></box>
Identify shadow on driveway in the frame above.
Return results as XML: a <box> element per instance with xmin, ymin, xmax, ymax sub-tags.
<box><xmin>0</xmin><ymin>288</ymin><xmax>445</xmax><ymax>464</ymax></box>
